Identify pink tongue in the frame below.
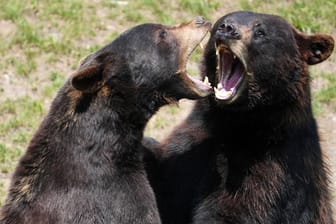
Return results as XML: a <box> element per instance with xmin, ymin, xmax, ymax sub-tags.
<box><xmin>220</xmin><ymin>51</ymin><xmax>233</xmax><ymax>86</ymax></box>
<box><xmin>224</xmin><ymin>61</ymin><xmax>244</xmax><ymax>91</ymax></box>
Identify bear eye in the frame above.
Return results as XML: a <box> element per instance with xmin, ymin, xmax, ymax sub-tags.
<box><xmin>254</xmin><ymin>29</ymin><xmax>266</xmax><ymax>38</ymax></box>
<box><xmin>159</xmin><ymin>30</ymin><xmax>168</xmax><ymax>39</ymax></box>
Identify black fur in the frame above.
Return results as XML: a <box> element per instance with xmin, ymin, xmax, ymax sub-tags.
<box><xmin>0</xmin><ymin>19</ymin><xmax>211</xmax><ymax>224</ymax></box>
<box><xmin>145</xmin><ymin>11</ymin><xmax>335</xmax><ymax>224</ymax></box>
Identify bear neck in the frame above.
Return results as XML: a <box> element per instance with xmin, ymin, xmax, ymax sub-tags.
<box><xmin>132</xmin><ymin>89</ymin><xmax>171</xmax><ymax>125</ymax></box>
<box><xmin>35</xmin><ymin>86</ymin><xmax>150</xmax><ymax>164</ymax></box>
<box><xmin>35</xmin><ymin>84</ymin><xmax>169</xmax><ymax>161</ymax></box>
<box><xmin>200</xmin><ymin>97</ymin><xmax>317</xmax><ymax>153</ymax></box>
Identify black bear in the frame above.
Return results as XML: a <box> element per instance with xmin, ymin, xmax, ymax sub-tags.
<box><xmin>144</xmin><ymin>11</ymin><xmax>335</xmax><ymax>224</ymax></box>
<box><xmin>0</xmin><ymin>17</ymin><xmax>212</xmax><ymax>224</ymax></box>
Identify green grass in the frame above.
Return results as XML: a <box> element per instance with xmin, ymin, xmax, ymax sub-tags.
<box><xmin>240</xmin><ymin>0</ymin><xmax>336</xmax><ymax>33</ymax></box>
<box><xmin>13</xmin><ymin>19</ymin><xmax>42</xmax><ymax>46</ymax></box>
<box><xmin>314</xmin><ymin>72</ymin><xmax>336</xmax><ymax>112</ymax></box>
<box><xmin>0</xmin><ymin>0</ymin><xmax>25</xmax><ymax>22</ymax></box>
<box><xmin>180</xmin><ymin>0</ymin><xmax>220</xmax><ymax>18</ymax></box>
<box><xmin>43</xmin><ymin>71</ymin><xmax>67</xmax><ymax>97</ymax></box>
<box><xmin>0</xmin><ymin>0</ymin><xmax>335</xmax><ymax>205</ymax></box>
<box><xmin>0</xmin><ymin>97</ymin><xmax>45</xmax><ymax>135</ymax></box>
<box><xmin>0</xmin><ymin>97</ymin><xmax>45</xmax><ymax>181</ymax></box>
<box><xmin>0</xmin><ymin>144</ymin><xmax>22</xmax><ymax>174</ymax></box>
<box><xmin>11</xmin><ymin>57</ymin><xmax>37</xmax><ymax>76</ymax></box>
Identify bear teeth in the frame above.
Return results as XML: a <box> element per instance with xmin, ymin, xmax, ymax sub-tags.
<box><xmin>203</xmin><ymin>76</ymin><xmax>211</xmax><ymax>87</ymax></box>
<box><xmin>214</xmin><ymin>87</ymin><xmax>233</xmax><ymax>100</ymax></box>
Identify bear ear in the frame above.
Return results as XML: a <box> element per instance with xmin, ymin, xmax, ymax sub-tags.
<box><xmin>71</xmin><ymin>64</ymin><xmax>104</xmax><ymax>93</ymax></box>
<box><xmin>71</xmin><ymin>52</ymin><xmax>124</xmax><ymax>93</ymax></box>
<box><xmin>71</xmin><ymin>52</ymin><xmax>109</xmax><ymax>93</ymax></box>
<box><xmin>294</xmin><ymin>29</ymin><xmax>335</xmax><ymax>65</ymax></box>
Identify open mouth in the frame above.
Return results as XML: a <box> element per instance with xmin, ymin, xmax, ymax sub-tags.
<box><xmin>175</xmin><ymin>19</ymin><xmax>213</xmax><ymax>98</ymax></box>
<box><xmin>184</xmin><ymin>37</ymin><xmax>213</xmax><ymax>97</ymax></box>
<box><xmin>214</xmin><ymin>43</ymin><xmax>247</xmax><ymax>101</ymax></box>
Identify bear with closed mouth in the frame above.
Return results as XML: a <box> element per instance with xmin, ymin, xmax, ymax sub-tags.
<box><xmin>144</xmin><ymin>11</ymin><xmax>335</xmax><ymax>224</ymax></box>
<box><xmin>0</xmin><ymin>17</ymin><xmax>212</xmax><ymax>224</ymax></box>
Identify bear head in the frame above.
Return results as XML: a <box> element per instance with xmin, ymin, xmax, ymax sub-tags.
<box><xmin>71</xmin><ymin>17</ymin><xmax>212</xmax><ymax>110</ymax></box>
<box><xmin>202</xmin><ymin>11</ymin><xmax>334</xmax><ymax>110</ymax></box>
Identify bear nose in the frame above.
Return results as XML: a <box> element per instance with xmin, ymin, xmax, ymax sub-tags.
<box><xmin>216</xmin><ymin>23</ymin><xmax>240</xmax><ymax>39</ymax></box>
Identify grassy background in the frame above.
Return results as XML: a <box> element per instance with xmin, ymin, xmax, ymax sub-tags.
<box><xmin>0</xmin><ymin>0</ymin><xmax>335</xmax><ymax>205</ymax></box>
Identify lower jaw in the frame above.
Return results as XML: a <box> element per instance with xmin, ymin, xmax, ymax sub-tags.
<box><xmin>215</xmin><ymin>93</ymin><xmax>238</xmax><ymax>104</ymax></box>
<box><xmin>214</xmin><ymin>86</ymin><xmax>240</xmax><ymax>103</ymax></box>
<box><xmin>214</xmin><ymin>81</ymin><xmax>247</xmax><ymax>105</ymax></box>
<box><xmin>213</xmin><ymin>94</ymin><xmax>248</xmax><ymax>111</ymax></box>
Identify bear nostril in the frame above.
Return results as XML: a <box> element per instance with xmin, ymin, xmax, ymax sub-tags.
<box><xmin>217</xmin><ymin>23</ymin><xmax>240</xmax><ymax>39</ymax></box>
<box><xmin>223</xmin><ymin>24</ymin><xmax>233</xmax><ymax>33</ymax></box>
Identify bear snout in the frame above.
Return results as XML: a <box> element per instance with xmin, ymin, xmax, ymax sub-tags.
<box><xmin>216</xmin><ymin>22</ymin><xmax>240</xmax><ymax>40</ymax></box>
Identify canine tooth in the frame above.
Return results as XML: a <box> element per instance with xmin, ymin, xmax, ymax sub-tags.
<box><xmin>199</xmin><ymin>43</ymin><xmax>204</xmax><ymax>49</ymax></box>
<box><xmin>216</xmin><ymin>49</ymin><xmax>219</xmax><ymax>56</ymax></box>
<box><xmin>203</xmin><ymin>76</ymin><xmax>211</xmax><ymax>86</ymax></box>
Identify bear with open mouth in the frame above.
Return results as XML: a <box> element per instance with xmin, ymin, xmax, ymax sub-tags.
<box><xmin>144</xmin><ymin>11</ymin><xmax>335</xmax><ymax>224</ymax></box>
<box><xmin>0</xmin><ymin>17</ymin><xmax>212</xmax><ymax>224</ymax></box>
